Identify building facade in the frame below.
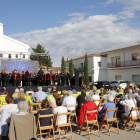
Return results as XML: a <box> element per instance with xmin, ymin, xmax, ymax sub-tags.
<box><xmin>101</xmin><ymin>44</ymin><xmax>140</xmax><ymax>85</ymax></box>
<box><xmin>0</xmin><ymin>22</ymin><xmax>31</xmax><ymax>60</ymax></box>
<box><xmin>65</xmin><ymin>54</ymin><xmax>107</xmax><ymax>84</ymax></box>
<box><xmin>66</xmin><ymin>44</ymin><xmax>140</xmax><ymax>85</ymax></box>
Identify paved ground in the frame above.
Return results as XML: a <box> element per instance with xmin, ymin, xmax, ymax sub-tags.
<box><xmin>36</xmin><ymin>121</ymin><xmax>140</xmax><ymax>140</ymax></box>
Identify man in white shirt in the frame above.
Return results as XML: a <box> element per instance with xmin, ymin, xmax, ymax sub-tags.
<box><xmin>91</xmin><ymin>90</ymin><xmax>100</xmax><ymax>106</ymax></box>
<box><xmin>63</xmin><ymin>90</ymin><xmax>76</xmax><ymax>112</ymax></box>
<box><xmin>53</xmin><ymin>98</ymin><xmax>67</xmax><ymax>125</ymax></box>
<box><xmin>119</xmin><ymin>92</ymin><xmax>138</xmax><ymax>127</ymax></box>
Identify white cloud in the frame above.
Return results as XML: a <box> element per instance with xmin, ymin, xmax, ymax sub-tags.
<box><xmin>104</xmin><ymin>0</ymin><xmax>140</xmax><ymax>19</ymax></box>
<box><xmin>61</xmin><ymin>13</ymin><xmax>87</xmax><ymax>24</ymax></box>
<box><xmin>9</xmin><ymin>13</ymin><xmax>140</xmax><ymax>66</ymax></box>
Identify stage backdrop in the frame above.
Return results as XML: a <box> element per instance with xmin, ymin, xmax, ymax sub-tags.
<box><xmin>0</xmin><ymin>60</ymin><xmax>38</xmax><ymax>72</ymax></box>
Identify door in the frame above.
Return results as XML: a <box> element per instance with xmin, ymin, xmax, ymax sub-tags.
<box><xmin>116</xmin><ymin>57</ymin><xmax>120</xmax><ymax>67</ymax></box>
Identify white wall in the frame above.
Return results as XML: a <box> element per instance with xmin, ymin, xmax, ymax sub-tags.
<box><xmin>93</xmin><ymin>56</ymin><xmax>107</xmax><ymax>82</ymax></box>
<box><xmin>107</xmin><ymin>67</ymin><xmax>140</xmax><ymax>84</ymax></box>
<box><xmin>0</xmin><ymin>23</ymin><xmax>30</xmax><ymax>60</ymax></box>
<box><xmin>106</xmin><ymin>46</ymin><xmax>140</xmax><ymax>63</ymax></box>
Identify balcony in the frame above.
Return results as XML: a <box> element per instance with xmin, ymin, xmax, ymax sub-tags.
<box><xmin>107</xmin><ymin>60</ymin><xmax>140</xmax><ymax>68</ymax></box>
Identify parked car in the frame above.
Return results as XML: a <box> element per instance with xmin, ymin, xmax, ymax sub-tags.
<box><xmin>118</xmin><ymin>80</ymin><xmax>127</xmax><ymax>89</ymax></box>
<box><xmin>90</xmin><ymin>81</ymin><xmax>111</xmax><ymax>90</ymax></box>
<box><xmin>110</xmin><ymin>81</ymin><xmax>119</xmax><ymax>89</ymax></box>
<box><xmin>125</xmin><ymin>81</ymin><xmax>136</xmax><ymax>87</ymax></box>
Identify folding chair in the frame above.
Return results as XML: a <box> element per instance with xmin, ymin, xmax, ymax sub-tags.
<box><xmin>29</xmin><ymin>103</ymin><xmax>41</xmax><ymax>114</ymax></box>
<box><xmin>54</xmin><ymin>112</ymin><xmax>73</xmax><ymax>140</ymax></box>
<box><xmin>79</xmin><ymin>110</ymin><xmax>100</xmax><ymax>139</ymax></box>
<box><xmin>99</xmin><ymin>108</ymin><xmax>119</xmax><ymax>136</ymax></box>
<box><xmin>100</xmin><ymin>99</ymin><xmax>107</xmax><ymax>107</ymax></box>
<box><xmin>39</xmin><ymin>100</ymin><xmax>42</xmax><ymax>103</ymax></box>
<box><xmin>66</xmin><ymin>104</ymin><xmax>77</xmax><ymax>123</ymax></box>
<box><xmin>123</xmin><ymin>107</ymin><xmax>140</xmax><ymax>133</ymax></box>
<box><xmin>93</xmin><ymin>99</ymin><xmax>101</xmax><ymax>108</ymax></box>
<box><xmin>36</xmin><ymin>114</ymin><xmax>55</xmax><ymax>140</ymax></box>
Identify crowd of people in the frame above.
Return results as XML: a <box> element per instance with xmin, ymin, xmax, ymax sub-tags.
<box><xmin>0</xmin><ymin>84</ymin><xmax>140</xmax><ymax>139</ymax></box>
<box><xmin>0</xmin><ymin>68</ymin><xmax>70</xmax><ymax>87</ymax></box>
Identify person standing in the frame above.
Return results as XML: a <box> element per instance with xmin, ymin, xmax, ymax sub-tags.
<box><xmin>57</xmin><ymin>71</ymin><xmax>61</xmax><ymax>86</ymax></box>
<box><xmin>61</xmin><ymin>71</ymin><xmax>65</xmax><ymax>86</ymax></box>
<box><xmin>2</xmin><ymin>69</ymin><xmax>6</xmax><ymax>87</ymax></box>
<box><xmin>25</xmin><ymin>69</ymin><xmax>30</xmax><ymax>87</ymax></box>
<box><xmin>65</xmin><ymin>70</ymin><xmax>70</xmax><ymax>85</ymax></box>
<box><xmin>52</xmin><ymin>71</ymin><xmax>56</xmax><ymax>86</ymax></box>
<box><xmin>38</xmin><ymin>68</ymin><xmax>43</xmax><ymax>86</ymax></box>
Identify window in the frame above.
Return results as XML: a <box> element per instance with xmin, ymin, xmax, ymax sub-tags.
<box><xmin>98</xmin><ymin>62</ymin><xmax>101</xmax><ymax>67</ymax></box>
<box><xmin>89</xmin><ymin>76</ymin><xmax>92</xmax><ymax>82</ymax></box>
<box><xmin>111</xmin><ymin>56</ymin><xmax>120</xmax><ymax>66</ymax></box>
<box><xmin>0</xmin><ymin>54</ymin><xmax>2</xmax><ymax>58</ymax></box>
<box><xmin>132</xmin><ymin>53</ymin><xmax>139</xmax><ymax>61</ymax></box>
<box><xmin>132</xmin><ymin>75</ymin><xmax>139</xmax><ymax>83</ymax></box>
<box><xmin>23</xmin><ymin>54</ymin><xmax>25</xmax><ymax>58</ymax></box>
<box><xmin>15</xmin><ymin>54</ymin><xmax>18</xmax><ymax>58</ymax></box>
<box><xmin>115</xmin><ymin>75</ymin><xmax>121</xmax><ymax>80</ymax></box>
<box><xmin>81</xmin><ymin>63</ymin><xmax>84</xmax><ymax>72</ymax></box>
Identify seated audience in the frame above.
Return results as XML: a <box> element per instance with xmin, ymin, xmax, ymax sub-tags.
<box><xmin>12</xmin><ymin>88</ymin><xmax>19</xmax><ymax>98</ymax></box>
<box><xmin>135</xmin><ymin>90</ymin><xmax>140</xmax><ymax>106</ymax></box>
<box><xmin>134</xmin><ymin>88</ymin><xmax>139</xmax><ymax>96</ymax></box>
<box><xmin>101</xmin><ymin>89</ymin><xmax>108</xmax><ymax>103</ymax></box>
<box><xmin>76</xmin><ymin>89</ymin><xmax>86</xmax><ymax>116</ymax></box>
<box><xmin>71</xmin><ymin>85</ymin><xmax>77</xmax><ymax>94</ymax></box>
<box><xmin>49</xmin><ymin>92</ymin><xmax>60</xmax><ymax>108</ymax></box>
<box><xmin>119</xmin><ymin>93</ymin><xmax>138</xmax><ymax>128</ymax></box>
<box><xmin>15</xmin><ymin>101</ymin><xmax>29</xmax><ymax>115</ymax></box>
<box><xmin>78</xmin><ymin>94</ymin><xmax>98</xmax><ymax>127</ymax></box>
<box><xmin>119</xmin><ymin>86</ymin><xmax>124</xmax><ymax>92</ymax></box>
<box><xmin>51</xmin><ymin>86</ymin><xmax>57</xmax><ymax>93</ymax></box>
<box><xmin>0</xmin><ymin>94</ymin><xmax>18</xmax><ymax>114</ymax></box>
<box><xmin>0</xmin><ymin>87</ymin><xmax>7</xmax><ymax>94</ymax></box>
<box><xmin>0</xmin><ymin>89</ymin><xmax>6</xmax><ymax>95</ymax></box>
<box><xmin>46</xmin><ymin>88</ymin><xmax>52</xmax><ymax>95</ymax></box>
<box><xmin>91</xmin><ymin>89</ymin><xmax>100</xmax><ymax>106</ymax></box>
<box><xmin>61</xmin><ymin>90</ymin><xmax>68</xmax><ymax>102</ymax></box>
<box><xmin>63</xmin><ymin>90</ymin><xmax>76</xmax><ymax>112</ymax></box>
<box><xmin>53</xmin><ymin>98</ymin><xmax>67</xmax><ymax>124</ymax></box>
<box><xmin>31</xmin><ymin>86</ymin><xmax>48</xmax><ymax>103</ymax></box>
<box><xmin>108</xmin><ymin>86</ymin><xmax>118</xmax><ymax>96</ymax></box>
<box><xmin>121</xmin><ymin>87</ymin><xmax>130</xmax><ymax>100</ymax></box>
<box><xmin>133</xmin><ymin>85</ymin><xmax>138</xmax><ymax>94</ymax></box>
<box><xmin>26</xmin><ymin>88</ymin><xmax>34</xmax><ymax>95</ymax></box>
<box><xmin>98</xmin><ymin>95</ymin><xmax>116</xmax><ymax>126</ymax></box>
<box><xmin>14</xmin><ymin>91</ymin><xmax>26</xmax><ymax>104</ymax></box>
<box><xmin>99</xmin><ymin>88</ymin><xmax>104</xmax><ymax>96</ymax></box>
<box><xmin>36</xmin><ymin>99</ymin><xmax>53</xmax><ymax>126</ymax></box>
<box><xmin>20</xmin><ymin>88</ymin><xmax>24</xmax><ymax>92</ymax></box>
<box><xmin>86</xmin><ymin>86</ymin><xmax>90</xmax><ymax>91</ymax></box>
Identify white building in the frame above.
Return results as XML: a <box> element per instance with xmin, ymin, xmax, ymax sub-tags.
<box><xmin>66</xmin><ymin>44</ymin><xmax>140</xmax><ymax>85</ymax></box>
<box><xmin>101</xmin><ymin>44</ymin><xmax>140</xmax><ymax>85</ymax></box>
<box><xmin>0</xmin><ymin>22</ymin><xmax>30</xmax><ymax>60</ymax></box>
<box><xmin>65</xmin><ymin>53</ymin><xmax>107</xmax><ymax>84</ymax></box>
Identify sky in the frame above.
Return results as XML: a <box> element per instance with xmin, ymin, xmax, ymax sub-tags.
<box><xmin>0</xmin><ymin>0</ymin><xmax>140</xmax><ymax>66</ymax></box>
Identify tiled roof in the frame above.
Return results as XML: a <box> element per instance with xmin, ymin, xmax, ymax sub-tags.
<box><xmin>38</xmin><ymin>66</ymin><xmax>69</xmax><ymax>72</ymax></box>
<box><xmin>101</xmin><ymin>44</ymin><xmax>140</xmax><ymax>54</ymax></box>
<box><xmin>65</xmin><ymin>53</ymin><xmax>101</xmax><ymax>62</ymax></box>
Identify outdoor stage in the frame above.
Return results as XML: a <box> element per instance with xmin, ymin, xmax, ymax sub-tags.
<box><xmin>5</xmin><ymin>86</ymin><xmax>81</xmax><ymax>95</ymax></box>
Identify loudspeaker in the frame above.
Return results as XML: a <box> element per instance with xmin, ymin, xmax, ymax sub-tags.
<box><xmin>75</xmin><ymin>70</ymin><xmax>79</xmax><ymax>77</ymax></box>
<box><xmin>75</xmin><ymin>77</ymin><xmax>79</xmax><ymax>86</ymax></box>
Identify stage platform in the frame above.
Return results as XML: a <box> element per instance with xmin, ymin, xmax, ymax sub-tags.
<box><xmin>4</xmin><ymin>86</ymin><xmax>81</xmax><ymax>95</ymax></box>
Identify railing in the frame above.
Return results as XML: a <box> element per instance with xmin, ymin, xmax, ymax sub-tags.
<box><xmin>107</xmin><ymin>60</ymin><xmax>140</xmax><ymax>68</ymax></box>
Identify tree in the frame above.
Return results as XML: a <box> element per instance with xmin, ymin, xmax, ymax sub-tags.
<box><xmin>84</xmin><ymin>53</ymin><xmax>89</xmax><ymax>86</ymax></box>
<box><xmin>31</xmin><ymin>44</ymin><xmax>53</xmax><ymax>67</ymax></box>
<box><xmin>47</xmin><ymin>55</ymin><xmax>53</xmax><ymax>68</ymax></box>
<box><xmin>69</xmin><ymin>59</ymin><xmax>74</xmax><ymax>79</ymax></box>
<box><xmin>61</xmin><ymin>56</ymin><xmax>66</xmax><ymax>72</ymax></box>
